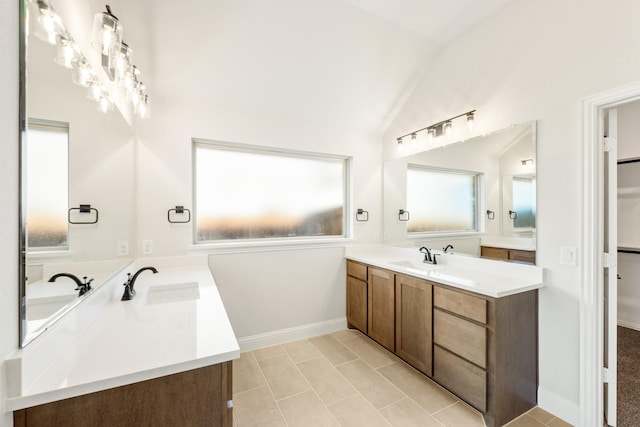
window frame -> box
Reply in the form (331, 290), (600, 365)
(191, 138), (352, 248)
(405, 164), (484, 238)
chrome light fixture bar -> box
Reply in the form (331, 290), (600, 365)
(396, 110), (476, 145)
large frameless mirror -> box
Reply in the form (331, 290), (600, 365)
(19, 0), (137, 346)
(383, 121), (537, 262)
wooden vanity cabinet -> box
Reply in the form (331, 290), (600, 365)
(395, 274), (433, 376)
(346, 261), (538, 427)
(346, 260), (368, 334)
(367, 267), (395, 352)
(14, 362), (233, 427)
(481, 246), (536, 264)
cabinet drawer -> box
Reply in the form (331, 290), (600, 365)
(434, 286), (487, 324)
(434, 346), (487, 412)
(434, 309), (486, 368)
(347, 260), (368, 281)
(480, 246), (508, 260)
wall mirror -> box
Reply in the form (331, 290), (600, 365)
(383, 121), (536, 261)
(19, 0), (136, 346)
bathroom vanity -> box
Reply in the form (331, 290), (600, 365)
(6, 256), (239, 427)
(346, 245), (543, 427)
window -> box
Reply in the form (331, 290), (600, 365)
(406, 165), (480, 234)
(26, 120), (69, 249)
(194, 140), (349, 243)
(512, 177), (536, 229)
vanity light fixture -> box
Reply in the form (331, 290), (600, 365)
(91, 5), (123, 60)
(396, 110), (477, 145)
(30, 1), (150, 117)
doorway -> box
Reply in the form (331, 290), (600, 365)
(581, 84), (640, 427)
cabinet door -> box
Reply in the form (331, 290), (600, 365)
(368, 267), (395, 351)
(395, 274), (433, 376)
(508, 249), (536, 264)
(347, 275), (367, 333)
(480, 246), (509, 261)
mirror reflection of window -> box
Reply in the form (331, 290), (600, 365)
(512, 177), (536, 229)
(26, 120), (69, 249)
(406, 165), (480, 233)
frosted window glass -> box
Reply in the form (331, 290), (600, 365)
(194, 142), (347, 241)
(26, 122), (69, 248)
(407, 166), (478, 233)
(513, 177), (536, 228)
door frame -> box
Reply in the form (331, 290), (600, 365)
(581, 81), (640, 426)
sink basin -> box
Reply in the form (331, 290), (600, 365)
(389, 260), (443, 271)
(27, 294), (77, 320)
(146, 282), (200, 305)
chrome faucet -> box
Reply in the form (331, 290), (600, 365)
(443, 244), (454, 253)
(48, 273), (94, 297)
(419, 246), (439, 265)
(122, 266), (158, 301)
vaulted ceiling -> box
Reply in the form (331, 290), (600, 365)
(148, 0), (513, 134)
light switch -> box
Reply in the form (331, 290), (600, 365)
(560, 246), (577, 266)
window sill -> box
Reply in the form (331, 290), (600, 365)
(406, 231), (485, 240)
(188, 237), (354, 254)
(27, 250), (76, 263)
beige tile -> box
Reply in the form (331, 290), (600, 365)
(297, 357), (358, 405)
(258, 354), (310, 400)
(327, 395), (391, 427)
(341, 335), (398, 368)
(233, 352), (267, 393)
(504, 414), (547, 427)
(378, 362), (457, 414)
(233, 386), (286, 427)
(309, 334), (359, 365)
(433, 402), (485, 427)
(282, 339), (322, 363)
(252, 345), (285, 361)
(548, 417), (574, 427)
(379, 398), (442, 427)
(525, 407), (555, 424)
(277, 390), (339, 427)
(336, 359), (404, 409)
(331, 328), (363, 341)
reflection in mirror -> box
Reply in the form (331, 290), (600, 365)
(20, 0), (135, 346)
(383, 121), (536, 263)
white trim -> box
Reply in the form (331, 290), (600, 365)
(581, 81), (640, 427)
(617, 319), (640, 331)
(236, 318), (348, 352)
(538, 386), (580, 427)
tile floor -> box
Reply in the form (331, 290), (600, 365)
(232, 329), (573, 427)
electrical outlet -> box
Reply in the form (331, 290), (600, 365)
(142, 240), (153, 255)
(117, 240), (129, 256)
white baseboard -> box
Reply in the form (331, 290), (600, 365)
(618, 319), (640, 331)
(237, 317), (348, 352)
(538, 386), (580, 426)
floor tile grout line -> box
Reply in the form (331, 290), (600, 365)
(250, 350), (292, 427)
(280, 341), (345, 426)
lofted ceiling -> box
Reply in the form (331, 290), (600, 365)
(149, 0), (513, 134)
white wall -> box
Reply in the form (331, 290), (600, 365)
(0, 0), (20, 425)
(135, 0), (407, 343)
(382, 0), (640, 421)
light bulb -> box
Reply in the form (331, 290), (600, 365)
(466, 112), (475, 132)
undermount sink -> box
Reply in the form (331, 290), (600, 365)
(146, 282), (201, 305)
(389, 260), (443, 271)
(27, 294), (77, 321)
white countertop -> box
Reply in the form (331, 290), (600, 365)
(6, 256), (240, 411)
(346, 244), (543, 298)
(480, 236), (536, 251)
